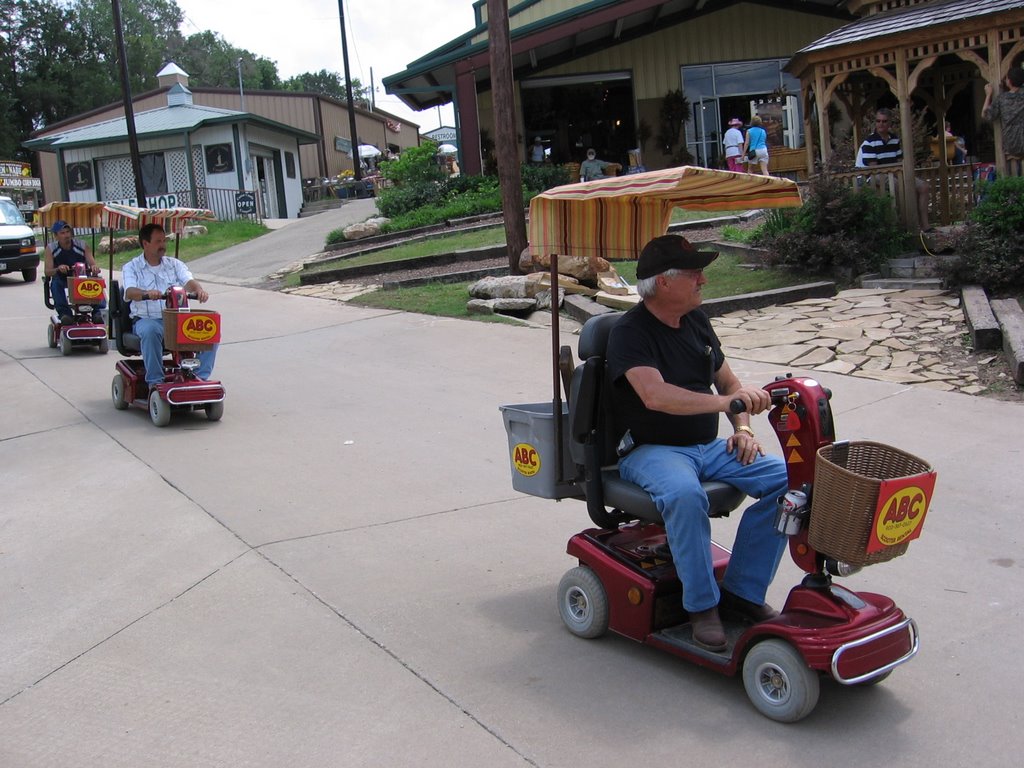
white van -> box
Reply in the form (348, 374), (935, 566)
(0, 195), (39, 282)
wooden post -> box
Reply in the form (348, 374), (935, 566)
(487, 0), (528, 274)
(988, 28), (1007, 178)
(895, 49), (919, 232)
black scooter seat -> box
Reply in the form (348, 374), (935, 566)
(601, 471), (747, 524)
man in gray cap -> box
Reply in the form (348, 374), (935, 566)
(606, 235), (788, 651)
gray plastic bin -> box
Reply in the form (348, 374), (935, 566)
(499, 402), (582, 500)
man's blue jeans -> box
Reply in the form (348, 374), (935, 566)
(133, 317), (217, 386)
(619, 440), (789, 613)
(50, 274), (107, 319)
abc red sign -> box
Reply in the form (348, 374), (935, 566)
(181, 315), (218, 343)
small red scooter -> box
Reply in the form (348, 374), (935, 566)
(44, 262), (108, 355)
(109, 280), (225, 427)
(502, 312), (930, 722)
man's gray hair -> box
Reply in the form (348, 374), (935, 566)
(636, 268), (684, 299)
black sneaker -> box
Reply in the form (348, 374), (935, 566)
(60, 315), (74, 326)
(91, 312), (103, 324)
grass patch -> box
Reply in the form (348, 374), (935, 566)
(348, 280), (517, 323)
(308, 227), (507, 274)
(98, 220), (269, 270)
(669, 208), (748, 223)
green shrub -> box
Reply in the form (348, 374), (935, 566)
(326, 227), (346, 246)
(376, 181), (444, 218)
(519, 163), (570, 193)
(380, 141), (446, 185)
(942, 176), (1024, 292)
(754, 175), (909, 276)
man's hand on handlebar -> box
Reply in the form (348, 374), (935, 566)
(726, 386), (771, 415)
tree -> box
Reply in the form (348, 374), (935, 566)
(283, 69), (370, 107)
(167, 30), (279, 90)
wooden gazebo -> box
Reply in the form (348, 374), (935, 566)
(787, 0), (1024, 230)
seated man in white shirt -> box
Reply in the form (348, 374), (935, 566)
(121, 223), (218, 395)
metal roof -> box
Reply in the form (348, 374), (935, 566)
(797, 0), (1024, 54)
(384, 0), (852, 111)
(24, 104), (320, 151)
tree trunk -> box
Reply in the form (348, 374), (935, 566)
(487, 0), (527, 274)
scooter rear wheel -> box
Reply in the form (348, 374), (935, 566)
(111, 375), (129, 410)
(47, 324), (57, 349)
(59, 332), (73, 356)
(742, 638), (820, 723)
(557, 566), (609, 639)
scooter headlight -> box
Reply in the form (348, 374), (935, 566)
(824, 558), (862, 578)
(180, 358), (201, 372)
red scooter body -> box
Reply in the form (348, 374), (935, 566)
(110, 284), (225, 427)
(560, 376), (918, 722)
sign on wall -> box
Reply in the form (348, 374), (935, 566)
(334, 136), (352, 154)
(204, 144), (234, 174)
(235, 192), (257, 215)
(66, 162), (94, 191)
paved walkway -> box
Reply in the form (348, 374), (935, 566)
(714, 287), (992, 395)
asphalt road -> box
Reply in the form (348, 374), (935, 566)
(2, 254), (1023, 766)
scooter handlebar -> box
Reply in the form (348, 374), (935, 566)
(729, 389), (790, 414)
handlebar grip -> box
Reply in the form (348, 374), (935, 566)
(729, 398), (747, 414)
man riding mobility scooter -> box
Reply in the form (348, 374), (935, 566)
(106, 208), (224, 427)
(500, 167), (935, 722)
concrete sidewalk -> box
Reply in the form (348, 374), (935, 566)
(1, 273), (1023, 766)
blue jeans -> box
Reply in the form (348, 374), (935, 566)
(133, 317), (218, 386)
(619, 440), (789, 613)
(50, 275), (107, 319)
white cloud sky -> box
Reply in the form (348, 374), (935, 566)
(175, 0), (472, 131)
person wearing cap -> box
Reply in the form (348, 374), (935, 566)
(122, 223), (217, 396)
(605, 235), (788, 651)
(579, 148), (612, 181)
(529, 136), (546, 165)
(722, 118), (745, 173)
(44, 220), (104, 325)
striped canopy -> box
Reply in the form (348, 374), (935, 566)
(528, 166), (802, 260)
(35, 202), (108, 230)
(101, 204), (216, 233)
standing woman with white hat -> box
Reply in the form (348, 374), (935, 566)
(722, 118), (745, 173)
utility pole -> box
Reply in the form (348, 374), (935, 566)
(237, 58), (246, 111)
(337, 0), (362, 180)
(111, 0), (147, 206)
(486, 0), (527, 274)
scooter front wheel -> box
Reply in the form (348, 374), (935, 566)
(557, 566), (609, 639)
(149, 391), (171, 427)
(742, 639), (820, 723)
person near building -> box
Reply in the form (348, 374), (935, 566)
(862, 107), (931, 231)
(121, 223), (217, 395)
(982, 65), (1024, 160)
(722, 118), (745, 172)
(44, 220), (104, 325)
(605, 235), (789, 651)
(529, 136), (546, 165)
(579, 148), (613, 181)
(741, 115), (769, 175)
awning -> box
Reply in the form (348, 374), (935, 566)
(101, 204), (216, 233)
(36, 202), (108, 230)
(528, 166), (802, 260)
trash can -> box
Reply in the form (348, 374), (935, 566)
(499, 402), (582, 500)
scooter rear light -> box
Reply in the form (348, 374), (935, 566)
(824, 558), (862, 578)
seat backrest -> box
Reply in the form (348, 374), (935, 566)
(569, 313), (624, 467)
(109, 279), (141, 355)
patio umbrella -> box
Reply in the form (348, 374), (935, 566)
(36, 201), (107, 231)
(357, 144), (382, 159)
(100, 204), (216, 263)
(437, 143), (458, 154)
(528, 166), (802, 261)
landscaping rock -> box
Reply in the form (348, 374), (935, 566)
(344, 221), (381, 240)
(466, 297), (536, 315)
(468, 275), (530, 299)
(524, 252), (610, 283)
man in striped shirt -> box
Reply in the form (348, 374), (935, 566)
(862, 107), (931, 231)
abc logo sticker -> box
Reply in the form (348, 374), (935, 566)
(78, 280), (103, 299)
(875, 485), (928, 547)
(512, 442), (540, 477)
(182, 315), (218, 342)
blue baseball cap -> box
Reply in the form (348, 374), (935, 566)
(51, 220), (71, 235)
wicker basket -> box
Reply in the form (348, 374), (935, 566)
(809, 441), (933, 566)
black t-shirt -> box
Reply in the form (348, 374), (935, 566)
(606, 302), (725, 446)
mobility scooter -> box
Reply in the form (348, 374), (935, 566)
(109, 280), (225, 427)
(500, 169), (935, 722)
(43, 262), (109, 355)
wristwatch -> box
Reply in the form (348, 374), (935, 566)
(734, 425), (755, 438)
